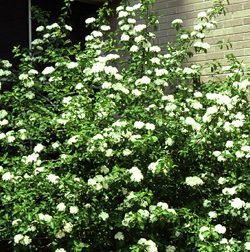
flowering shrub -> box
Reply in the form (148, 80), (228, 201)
(0, 0), (249, 251)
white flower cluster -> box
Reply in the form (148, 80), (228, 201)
(138, 238), (158, 252)
(134, 121), (155, 130)
(185, 176), (204, 187)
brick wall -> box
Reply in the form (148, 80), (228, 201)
(154, 0), (250, 68)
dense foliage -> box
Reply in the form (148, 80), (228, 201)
(0, 0), (249, 251)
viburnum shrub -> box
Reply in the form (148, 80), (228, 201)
(0, 0), (249, 251)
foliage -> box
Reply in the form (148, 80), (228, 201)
(0, 0), (249, 251)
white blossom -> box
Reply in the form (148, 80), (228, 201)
(134, 24), (147, 32)
(145, 123), (155, 130)
(2, 172), (14, 181)
(214, 224), (226, 234)
(230, 198), (246, 209)
(69, 206), (79, 214)
(47, 174), (59, 184)
(129, 167), (143, 182)
(66, 62), (78, 69)
(172, 19), (183, 25)
(56, 203), (66, 212)
(185, 176), (204, 187)
(100, 25), (111, 31)
(245, 242), (250, 250)
(134, 121), (144, 129)
(114, 232), (124, 240)
(85, 17), (96, 24)
(55, 248), (66, 252)
(130, 45), (139, 52)
(65, 25), (72, 31)
(135, 76), (151, 85)
(99, 211), (109, 221)
(34, 144), (44, 153)
(208, 211), (217, 219)
(42, 66), (55, 75)
(14, 234), (24, 244)
(63, 222), (73, 233)
(121, 33), (130, 41)
(23, 235), (32, 245)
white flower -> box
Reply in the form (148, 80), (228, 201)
(38, 213), (52, 222)
(14, 234), (24, 244)
(69, 206), (79, 214)
(128, 18), (136, 24)
(7, 135), (15, 143)
(105, 149), (113, 157)
(102, 81), (112, 89)
(194, 41), (210, 50)
(25, 153), (39, 164)
(235, 150), (245, 158)
(34, 144), (44, 153)
(130, 45), (139, 52)
(218, 177), (227, 185)
(138, 238), (158, 252)
(214, 224), (226, 234)
(222, 187), (236, 195)
(166, 245), (176, 252)
(149, 46), (161, 52)
(63, 222), (73, 233)
(194, 24), (203, 31)
(114, 232), (124, 240)
(28, 69), (38, 75)
(135, 35), (145, 43)
(185, 176), (204, 187)
(132, 3), (142, 10)
(121, 33), (130, 41)
(36, 26), (44, 32)
(172, 19), (183, 25)
(47, 174), (59, 184)
(12, 219), (22, 226)
(55, 248), (67, 252)
(208, 211), (217, 219)
(135, 76), (151, 85)
(157, 202), (169, 210)
(68, 135), (79, 145)
(230, 198), (245, 209)
(65, 24), (72, 31)
(92, 30), (103, 38)
(180, 34), (189, 40)
(42, 66), (55, 75)
(100, 25), (110, 31)
(241, 145), (250, 152)
(56, 203), (66, 212)
(134, 24), (147, 32)
(198, 11), (207, 18)
(85, 17), (96, 24)
(134, 121), (144, 129)
(123, 149), (132, 156)
(23, 235), (32, 245)
(75, 83), (83, 90)
(99, 211), (109, 221)
(66, 62), (78, 69)
(55, 230), (66, 239)
(46, 23), (60, 30)
(2, 172), (14, 181)
(118, 11), (129, 18)
(129, 167), (143, 182)
(245, 242), (250, 250)
(85, 35), (94, 41)
(132, 89), (142, 96)
(145, 123), (155, 130)
(52, 142), (60, 149)
(225, 141), (234, 148)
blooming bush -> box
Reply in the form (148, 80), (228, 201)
(0, 0), (249, 251)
